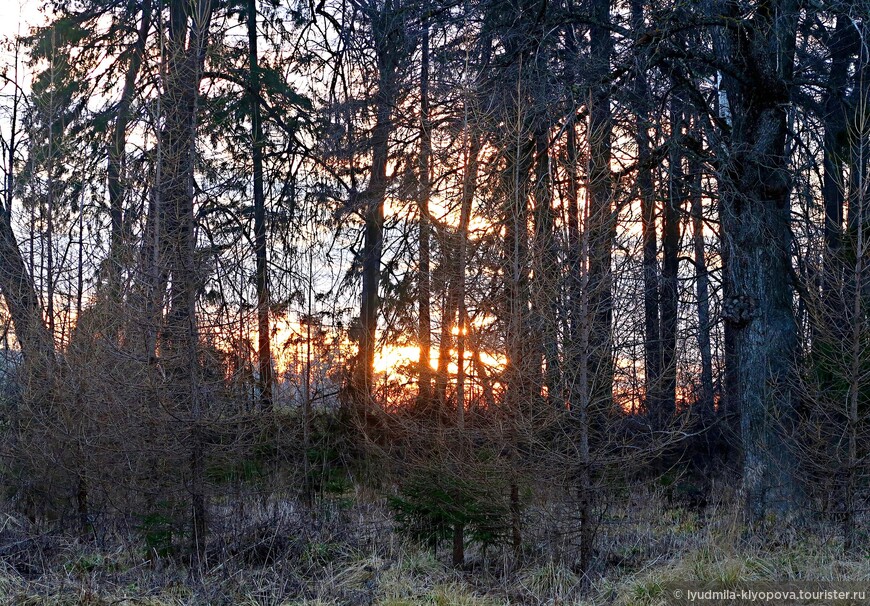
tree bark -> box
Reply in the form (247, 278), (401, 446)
(0, 54), (51, 366)
(503, 91), (533, 562)
(842, 16), (870, 551)
(156, 0), (213, 561)
(714, 0), (801, 520)
(434, 271), (456, 415)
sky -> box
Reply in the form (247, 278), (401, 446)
(0, 1), (43, 97)
(0, 1), (41, 49)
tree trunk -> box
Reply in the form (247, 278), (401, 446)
(417, 23), (432, 410)
(566, 118), (581, 394)
(564, 2), (597, 577)
(0, 207), (52, 364)
(106, 0), (151, 296)
(472, 332), (496, 410)
(577, 199), (593, 578)
(503, 90), (533, 562)
(434, 272), (456, 416)
(247, 0), (273, 410)
(842, 17), (870, 551)
(0, 57), (51, 367)
(587, 0), (614, 415)
(689, 120), (714, 417)
(452, 522), (465, 567)
(455, 120), (481, 428)
(352, 1), (399, 409)
(631, 0), (661, 419)
(504, 137), (533, 414)
(660, 95), (682, 420)
(714, 0), (800, 520)
(532, 128), (561, 405)
(0, 48), (52, 366)
(157, 0), (213, 561)
(821, 15), (857, 301)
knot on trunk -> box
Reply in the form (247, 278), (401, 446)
(723, 294), (758, 327)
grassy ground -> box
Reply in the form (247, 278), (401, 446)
(0, 486), (866, 605)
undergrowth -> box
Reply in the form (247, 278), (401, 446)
(0, 486), (866, 605)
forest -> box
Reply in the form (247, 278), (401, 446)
(0, 0), (868, 603)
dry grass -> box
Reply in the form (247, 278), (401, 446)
(0, 486), (867, 606)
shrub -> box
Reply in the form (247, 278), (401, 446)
(389, 463), (512, 555)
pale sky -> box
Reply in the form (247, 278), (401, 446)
(0, 1), (44, 57)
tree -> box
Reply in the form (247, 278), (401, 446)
(246, 0), (274, 410)
(712, 0), (801, 519)
(350, 0), (409, 410)
(417, 19), (433, 410)
(105, 0), (152, 299)
(586, 0), (614, 418)
(143, 0), (214, 559)
(631, 0), (662, 419)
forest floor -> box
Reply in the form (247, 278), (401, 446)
(0, 485), (866, 605)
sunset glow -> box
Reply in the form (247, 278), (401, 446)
(373, 345), (433, 374)
(249, 315), (507, 390)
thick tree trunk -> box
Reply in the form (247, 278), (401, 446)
(714, 0), (800, 520)
(452, 522), (465, 567)
(0, 65), (50, 363)
(0, 60), (51, 363)
(155, 0), (213, 561)
(353, 102), (389, 407)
